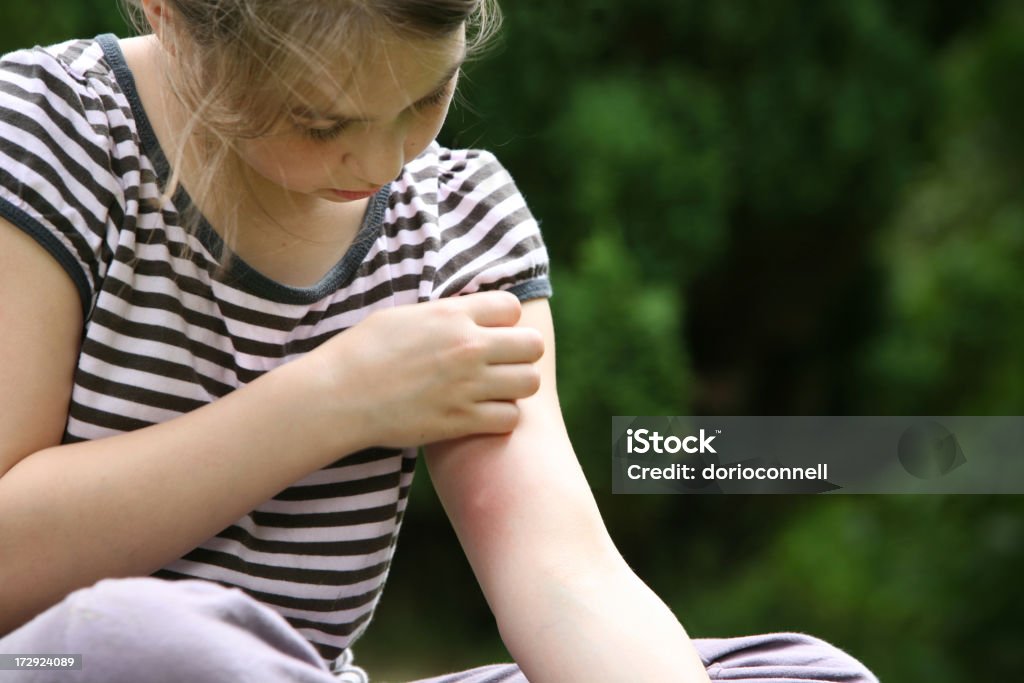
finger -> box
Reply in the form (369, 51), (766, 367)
(455, 290), (522, 328)
(473, 363), (542, 402)
(466, 400), (521, 435)
(479, 326), (544, 364)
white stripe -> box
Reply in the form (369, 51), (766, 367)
(241, 520), (401, 544)
(163, 558), (389, 600)
(289, 455), (405, 487)
(195, 535), (396, 571)
(256, 488), (405, 515)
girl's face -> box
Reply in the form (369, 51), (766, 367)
(234, 27), (466, 205)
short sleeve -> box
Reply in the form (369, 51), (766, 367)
(429, 147), (551, 301)
(0, 40), (122, 318)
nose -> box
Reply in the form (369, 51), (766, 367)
(343, 125), (406, 187)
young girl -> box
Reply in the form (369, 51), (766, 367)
(0, 1), (877, 681)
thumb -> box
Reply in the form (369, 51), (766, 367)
(454, 290), (523, 328)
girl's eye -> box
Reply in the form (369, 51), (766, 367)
(414, 79), (457, 111)
(415, 86), (452, 110)
(294, 77), (456, 142)
(301, 120), (350, 142)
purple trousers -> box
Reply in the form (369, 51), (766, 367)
(0, 578), (878, 682)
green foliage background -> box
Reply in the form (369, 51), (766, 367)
(5, 1), (1023, 680)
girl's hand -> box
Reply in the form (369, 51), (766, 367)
(299, 290), (545, 449)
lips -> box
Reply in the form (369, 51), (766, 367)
(330, 188), (380, 201)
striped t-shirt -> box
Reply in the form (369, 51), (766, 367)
(0, 34), (551, 664)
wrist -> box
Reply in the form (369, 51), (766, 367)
(276, 350), (377, 461)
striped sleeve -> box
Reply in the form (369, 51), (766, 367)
(0, 43), (121, 318)
(431, 148), (551, 301)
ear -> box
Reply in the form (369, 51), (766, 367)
(140, 0), (177, 54)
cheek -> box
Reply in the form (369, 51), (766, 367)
(238, 140), (322, 185)
(405, 107), (451, 158)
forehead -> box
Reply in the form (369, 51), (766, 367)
(295, 27), (467, 116)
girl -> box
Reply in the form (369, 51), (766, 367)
(0, 1), (877, 681)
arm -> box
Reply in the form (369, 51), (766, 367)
(425, 299), (711, 683)
(0, 216), (541, 634)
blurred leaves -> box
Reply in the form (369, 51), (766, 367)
(867, 0), (1024, 413)
(0, 1), (129, 48)
(550, 69), (729, 282)
(551, 230), (690, 489)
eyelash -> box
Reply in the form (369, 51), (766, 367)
(303, 121), (350, 142)
(417, 84), (454, 109)
(299, 82), (454, 143)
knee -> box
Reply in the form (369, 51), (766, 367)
(61, 577), (325, 683)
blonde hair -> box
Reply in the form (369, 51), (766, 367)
(118, 0), (501, 275)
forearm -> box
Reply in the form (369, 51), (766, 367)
(496, 554), (710, 683)
(0, 357), (360, 635)
(428, 420), (709, 682)
(435, 444), (710, 682)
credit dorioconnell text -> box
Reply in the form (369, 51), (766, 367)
(627, 463), (830, 481)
